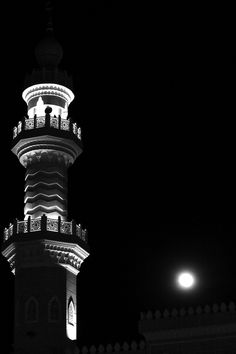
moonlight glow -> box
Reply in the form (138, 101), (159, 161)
(177, 271), (195, 289)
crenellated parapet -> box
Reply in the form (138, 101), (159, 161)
(140, 301), (236, 324)
(24, 69), (73, 94)
(64, 339), (146, 354)
(139, 301), (236, 349)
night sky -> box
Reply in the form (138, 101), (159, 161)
(1, 0), (236, 351)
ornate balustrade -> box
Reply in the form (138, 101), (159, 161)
(3, 215), (87, 243)
(13, 114), (81, 140)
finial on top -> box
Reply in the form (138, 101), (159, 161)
(45, 1), (54, 33)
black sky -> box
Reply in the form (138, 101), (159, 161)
(1, 0), (236, 351)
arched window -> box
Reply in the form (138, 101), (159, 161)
(67, 297), (76, 340)
(48, 296), (60, 322)
(25, 297), (39, 323)
(68, 298), (75, 326)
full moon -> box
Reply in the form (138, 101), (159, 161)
(177, 271), (195, 289)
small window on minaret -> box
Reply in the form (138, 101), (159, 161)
(48, 297), (60, 322)
(25, 297), (39, 323)
(68, 298), (75, 326)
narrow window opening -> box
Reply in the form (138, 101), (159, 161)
(25, 297), (39, 323)
(67, 297), (76, 340)
(48, 296), (60, 322)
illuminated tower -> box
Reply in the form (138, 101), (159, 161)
(1, 18), (89, 354)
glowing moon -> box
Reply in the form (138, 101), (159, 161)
(177, 272), (195, 289)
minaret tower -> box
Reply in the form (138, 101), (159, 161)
(2, 9), (89, 354)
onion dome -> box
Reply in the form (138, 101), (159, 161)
(35, 32), (63, 68)
(34, 2), (63, 68)
(23, 2), (73, 99)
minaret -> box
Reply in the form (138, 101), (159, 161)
(2, 11), (89, 354)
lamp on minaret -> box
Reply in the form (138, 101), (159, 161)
(2, 10), (89, 354)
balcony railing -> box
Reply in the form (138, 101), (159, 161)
(13, 115), (81, 140)
(3, 215), (87, 243)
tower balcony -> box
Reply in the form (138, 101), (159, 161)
(3, 215), (88, 244)
(13, 113), (82, 143)
(12, 110), (83, 168)
(2, 215), (89, 275)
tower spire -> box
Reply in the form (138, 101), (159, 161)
(45, 0), (54, 33)
(24, 1), (73, 92)
(34, 1), (63, 69)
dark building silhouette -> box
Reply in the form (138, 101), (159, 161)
(2, 8), (236, 354)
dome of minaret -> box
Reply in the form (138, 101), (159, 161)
(23, 13), (74, 119)
(35, 31), (63, 68)
(23, 4), (73, 91)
